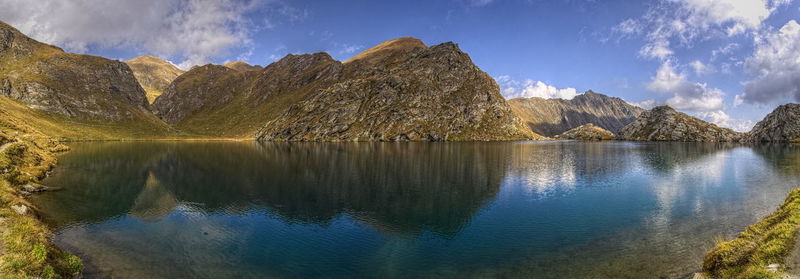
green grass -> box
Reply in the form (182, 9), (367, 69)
(703, 188), (800, 279)
(0, 96), (197, 141)
(0, 120), (82, 278)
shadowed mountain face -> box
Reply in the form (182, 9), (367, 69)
(152, 37), (538, 140)
(125, 55), (185, 104)
(621, 106), (742, 142)
(747, 103), (800, 142)
(508, 91), (644, 137)
(0, 21), (152, 121)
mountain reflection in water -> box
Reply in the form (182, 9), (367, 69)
(32, 141), (800, 278)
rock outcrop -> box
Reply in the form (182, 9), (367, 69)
(0, 22), (158, 120)
(154, 37), (540, 140)
(508, 91), (644, 137)
(556, 123), (615, 141)
(153, 53), (343, 137)
(224, 61), (262, 72)
(256, 38), (541, 141)
(125, 55), (185, 103)
(620, 106), (742, 142)
(0, 21), (151, 120)
(746, 104), (800, 142)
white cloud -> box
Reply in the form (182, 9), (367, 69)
(629, 99), (657, 109)
(647, 62), (726, 112)
(614, 19), (643, 36)
(0, 0), (282, 69)
(739, 20), (800, 104)
(622, 0), (792, 61)
(690, 60), (714, 75)
(696, 110), (755, 132)
(711, 42), (739, 61)
(497, 76), (579, 100)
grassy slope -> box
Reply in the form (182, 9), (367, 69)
(703, 188), (800, 279)
(174, 88), (314, 138)
(0, 108), (82, 278)
(0, 97), (189, 140)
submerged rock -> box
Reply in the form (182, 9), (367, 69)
(620, 106), (742, 142)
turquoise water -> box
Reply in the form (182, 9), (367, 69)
(33, 141), (800, 278)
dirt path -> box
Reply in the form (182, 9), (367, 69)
(0, 140), (17, 154)
(783, 233), (800, 278)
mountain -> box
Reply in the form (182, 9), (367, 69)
(747, 103), (800, 142)
(507, 91), (644, 137)
(155, 37), (540, 140)
(125, 55), (184, 103)
(224, 61), (262, 72)
(620, 106), (742, 142)
(0, 21), (157, 122)
(257, 37), (540, 141)
(153, 53), (342, 137)
(555, 123), (615, 141)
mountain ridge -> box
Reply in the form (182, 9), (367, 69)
(621, 105), (742, 142)
(126, 55), (185, 103)
(508, 90), (645, 137)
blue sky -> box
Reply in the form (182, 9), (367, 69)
(1, 0), (799, 131)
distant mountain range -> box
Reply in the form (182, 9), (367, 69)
(1, 20), (798, 142)
(508, 90), (644, 137)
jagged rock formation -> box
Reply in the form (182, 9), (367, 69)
(256, 37), (540, 141)
(0, 21), (153, 121)
(224, 61), (262, 72)
(155, 37), (540, 140)
(153, 53), (343, 137)
(125, 55), (184, 103)
(747, 103), (800, 142)
(620, 106), (742, 142)
(556, 123), (615, 141)
(508, 91), (644, 137)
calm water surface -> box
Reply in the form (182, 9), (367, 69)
(33, 141), (800, 278)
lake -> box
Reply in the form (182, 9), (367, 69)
(32, 141), (800, 278)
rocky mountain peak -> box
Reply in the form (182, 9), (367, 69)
(344, 37), (427, 64)
(747, 103), (800, 142)
(125, 55), (184, 103)
(508, 90), (644, 137)
(257, 39), (539, 141)
(0, 20), (151, 120)
(621, 105), (742, 142)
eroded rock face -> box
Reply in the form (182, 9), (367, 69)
(620, 106), (742, 142)
(153, 65), (245, 124)
(556, 123), (615, 141)
(0, 21), (150, 120)
(256, 39), (540, 141)
(508, 91), (644, 137)
(125, 55), (185, 103)
(747, 103), (800, 142)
